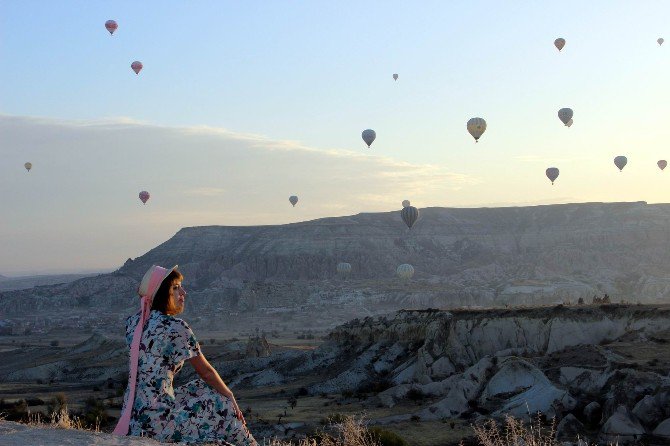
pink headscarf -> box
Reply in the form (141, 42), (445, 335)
(113, 265), (176, 436)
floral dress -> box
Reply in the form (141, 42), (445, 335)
(122, 310), (258, 445)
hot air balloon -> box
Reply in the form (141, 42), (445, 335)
(554, 38), (566, 51)
(402, 200), (410, 208)
(105, 20), (118, 35)
(467, 117), (487, 142)
(393, 73), (398, 81)
(362, 129), (376, 148)
(289, 195), (298, 207)
(337, 262), (352, 276)
(397, 264), (414, 280)
(658, 38), (665, 46)
(546, 167), (559, 185)
(401, 206), (419, 229)
(614, 156), (627, 172)
(139, 191), (150, 204)
(658, 160), (667, 171)
(131, 61), (143, 75)
(558, 108), (573, 126)
(566, 118), (573, 127)
(24, 162), (32, 172)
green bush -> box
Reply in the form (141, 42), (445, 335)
(368, 427), (409, 446)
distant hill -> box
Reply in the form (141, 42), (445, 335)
(2, 201), (670, 320)
(0, 273), (101, 292)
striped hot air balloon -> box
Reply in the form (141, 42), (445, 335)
(396, 264), (414, 280)
(401, 206), (419, 229)
(467, 117), (487, 142)
(546, 167), (559, 185)
(614, 156), (627, 172)
(105, 20), (118, 35)
(554, 38), (566, 51)
(362, 129), (376, 148)
(139, 190), (150, 204)
(337, 262), (352, 276)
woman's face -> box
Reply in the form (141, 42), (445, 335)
(168, 280), (186, 315)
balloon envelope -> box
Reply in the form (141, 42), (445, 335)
(139, 191), (150, 204)
(393, 73), (398, 81)
(558, 108), (573, 125)
(402, 200), (410, 208)
(554, 38), (566, 51)
(337, 262), (352, 275)
(614, 156), (628, 171)
(658, 38), (664, 46)
(289, 195), (298, 207)
(24, 162), (32, 172)
(546, 167), (559, 185)
(105, 20), (118, 35)
(658, 160), (667, 171)
(397, 264), (414, 280)
(467, 117), (486, 142)
(401, 206), (419, 229)
(362, 129), (376, 148)
(131, 61), (143, 75)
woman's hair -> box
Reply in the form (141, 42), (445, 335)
(151, 269), (184, 315)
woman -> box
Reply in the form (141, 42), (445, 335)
(113, 265), (258, 445)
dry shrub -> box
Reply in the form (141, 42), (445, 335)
(471, 415), (617, 446)
(265, 415), (380, 446)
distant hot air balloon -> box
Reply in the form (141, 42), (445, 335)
(558, 108), (573, 126)
(397, 264), (414, 280)
(614, 156), (628, 172)
(467, 117), (487, 142)
(658, 38), (665, 46)
(131, 61), (143, 75)
(105, 20), (118, 35)
(658, 160), (667, 171)
(546, 167), (559, 185)
(402, 200), (410, 208)
(139, 190), (150, 204)
(362, 129), (376, 148)
(554, 38), (566, 51)
(24, 162), (32, 172)
(393, 73), (398, 81)
(289, 195), (298, 207)
(401, 206), (419, 229)
(337, 262), (352, 276)
(566, 118), (573, 127)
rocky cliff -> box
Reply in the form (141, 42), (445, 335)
(3, 202), (670, 324)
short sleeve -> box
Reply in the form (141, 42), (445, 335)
(172, 319), (201, 363)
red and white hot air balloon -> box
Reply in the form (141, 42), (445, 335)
(131, 61), (143, 75)
(105, 20), (118, 35)
(139, 191), (150, 204)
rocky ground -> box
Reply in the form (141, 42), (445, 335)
(2, 304), (670, 445)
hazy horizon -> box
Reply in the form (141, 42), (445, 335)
(2, 1), (669, 274)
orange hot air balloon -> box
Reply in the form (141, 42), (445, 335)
(139, 191), (150, 204)
(131, 61), (143, 75)
(105, 20), (118, 35)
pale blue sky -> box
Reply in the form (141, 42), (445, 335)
(1, 1), (669, 274)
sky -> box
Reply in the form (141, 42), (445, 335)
(1, 1), (670, 275)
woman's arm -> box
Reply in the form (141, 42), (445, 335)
(188, 353), (245, 423)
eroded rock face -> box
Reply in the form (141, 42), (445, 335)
(600, 406), (646, 444)
(556, 413), (585, 441)
(4, 202), (670, 322)
(653, 418), (670, 439)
